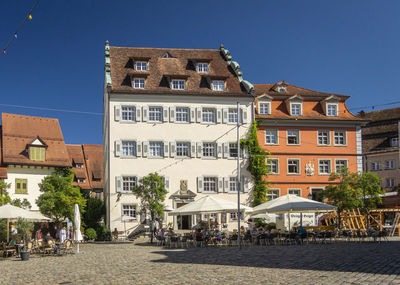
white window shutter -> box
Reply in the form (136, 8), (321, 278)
(163, 141), (169, 157)
(222, 108), (228, 123)
(196, 142), (203, 158)
(197, 176), (203, 193)
(136, 107), (142, 122)
(163, 107), (169, 122)
(114, 105), (121, 122)
(170, 142), (176, 157)
(170, 107), (175, 123)
(216, 108), (222, 123)
(114, 140), (121, 157)
(196, 107), (202, 123)
(115, 176), (122, 193)
(218, 177), (223, 193)
(142, 141), (149, 157)
(136, 140), (142, 157)
(241, 108), (248, 124)
(242, 176), (249, 193)
(223, 142), (229, 158)
(142, 106), (148, 122)
(190, 142), (196, 158)
(217, 142), (222, 158)
(223, 177), (229, 193)
(190, 107), (196, 123)
(164, 176), (170, 192)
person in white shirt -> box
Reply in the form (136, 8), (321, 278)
(59, 227), (67, 243)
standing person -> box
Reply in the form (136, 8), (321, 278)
(35, 229), (43, 240)
(60, 227), (67, 243)
(153, 219), (159, 235)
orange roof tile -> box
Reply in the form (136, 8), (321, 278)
(83, 144), (103, 190)
(66, 145), (91, 190)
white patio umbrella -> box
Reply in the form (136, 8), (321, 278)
(0, 204), (50, 242)
(250, 213), (277, 223)
(168, 195), (252, 216)
(73, 204), (83, 253)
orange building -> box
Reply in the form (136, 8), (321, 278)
(254, 81), (366, 200)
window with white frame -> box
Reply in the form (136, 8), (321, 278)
(287, 130), (299, 145)
(203, 177), (217, 192)
(230, 212), (238, 221)
(149, 107), (163, 122)
(229, 143), (238, 158)
(327, 104), (338, 116)
(318, 130), (330, 145)
(267, 159), (279, 174)
(77, 178), (85, 183)
(134, 61), (148, 71)
(229, 177), (237, 192)
(291, 103), (302, 116)
(288, 189), (301, 196)
(391, 137), (399, 147)
(122, 176), (137, 192)
(385, 160), (394, 169)
(176, 142), (190, 157)
(386, 178), (395, 188)
(122, 204), (137, 218)
(319, 160), (331, 175)
(288, 159), (300, 174)
(171, 79), (186, 90)
(371, 162), (380, 171)
(121, 106), (136, 121)
(175, 107), (190, 123)
(202, 142), (216, 157)
(149, 142), (163, 157)
(212, 80), (225, 91)
(122, 141), (136, 157)
(267, 189), (280, 200)
(197, 63), (209, 73)
(202, 108), (216, 123)
(259, 103), (270, 115)
(335, 160), (347, 173)
(228, 108), (238, 123)
(265, 130), (278, 145)
(133, 78), (145, 89)
(75, 163), (84, 168)
(334, 131), (346, 145)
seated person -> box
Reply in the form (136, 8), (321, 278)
(194, 229), (203, 241)
(157, 229), (166, 241)
(45, 232), (54, 243)
(297, 226), (307, 238)
(212, 230), (222, 245)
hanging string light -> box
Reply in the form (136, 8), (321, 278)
(1, 0), (40, 56)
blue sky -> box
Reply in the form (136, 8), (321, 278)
(1, 0), (399, 145)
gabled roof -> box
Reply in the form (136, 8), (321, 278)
(1, 113), (70, 167)
(66, 145), (91, 190)
(0, 126), (7, 179)
(106, 44), (253, 97)
(82, 144), (103, 190)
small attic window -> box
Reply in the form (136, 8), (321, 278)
(197, 63), (209, 73)
(134, 61), (148, 71)
(161, 52), (174, 58)
(30, 146), (45, 161)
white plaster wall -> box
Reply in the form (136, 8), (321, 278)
(107, 94), (254, 232)
(5, 166), (54, 211)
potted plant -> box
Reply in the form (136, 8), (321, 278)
(15, 218), (34, 261)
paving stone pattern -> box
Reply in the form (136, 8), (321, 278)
(1, 239), (400, 285)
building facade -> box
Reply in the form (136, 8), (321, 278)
(254, 81), (365, 200)
(103, 43), (255, 232)
(360, 107), (400, 207)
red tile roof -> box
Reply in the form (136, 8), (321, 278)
(82, 144), (103, 190)
(0, 126), (7, 179)
(1, 113), (70, 167)
(66, 145), (91, 190)
(108, 46), (251, 97)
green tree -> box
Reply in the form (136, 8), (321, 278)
(0, 180), (11, 206)
(130, 173), (167, 243)
(15, 218), (34, 242)
(36, 168), (86, 227)
(320, 168), (361, 229)
(241, 121), (270, 206)
(82, 197), (105, 230)
(11, 198), (32, 210)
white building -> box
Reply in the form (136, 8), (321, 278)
(103, 43), (255, 231)
(0, 113), (71, 211)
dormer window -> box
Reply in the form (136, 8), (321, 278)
(259, 102), (271, 115)
(327, 104), (338, 117)
(133, 78), (145, 89)
(197, 63), (209, 73)
(273, 81), (288, 93)
(278, 86), (287, 93)
(171, 79), (186, 90)
(30, 146), (45, 161)
(77, 178), (86, 183)
(75, 163), (84, 168)
(134, 61), (148, 71)
(212, 80), (225, 91)
(291, 103), (302, 116)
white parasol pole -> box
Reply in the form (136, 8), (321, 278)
(6, 218), (9, 242)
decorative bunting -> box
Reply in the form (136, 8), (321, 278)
(1, 0), (40, 56)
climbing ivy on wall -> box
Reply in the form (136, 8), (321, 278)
(241, 121), (270, 207)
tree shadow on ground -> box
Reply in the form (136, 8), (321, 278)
(149, 241), (400, 275)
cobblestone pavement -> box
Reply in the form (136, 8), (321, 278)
(1, 239), (400, 285)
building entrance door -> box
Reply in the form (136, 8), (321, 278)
(176, 203), (191, 230)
